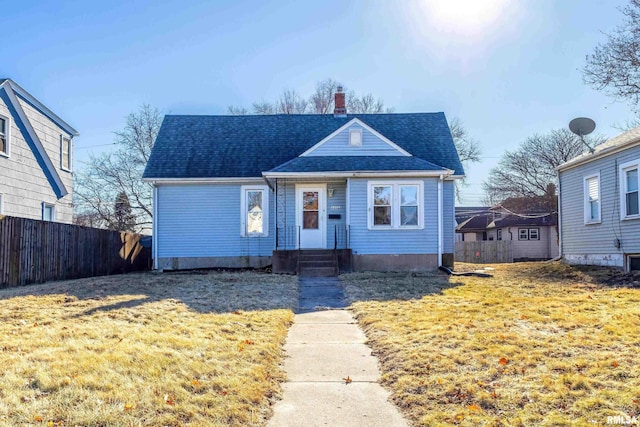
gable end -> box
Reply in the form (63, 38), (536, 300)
(300, 118), (412, 157)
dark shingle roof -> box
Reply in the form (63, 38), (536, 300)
(489, 214), (556, 228)
(456, 215), (493, 232)
(267, 156), (449, 173)
(143, 113), (464, 179)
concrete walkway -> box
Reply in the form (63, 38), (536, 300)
(268, 277), (408, 427)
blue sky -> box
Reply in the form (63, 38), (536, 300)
(3, 0), (636, 206)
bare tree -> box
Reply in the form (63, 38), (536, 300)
(449, 118), (483, 201)
(483, 129), (605, 205)
(74, 104), (162, 231)
(276, 89), (308, 114)
(232, 79), (395, 115)
(310, 78), (342, 113)
(252, 100), (275, 115)
(227, 105), (248, 115)
(347, 92), (387, 113)
(584, 0), (640, 108)
(73, 211), (105, 228)
(449, 117), (481, 164)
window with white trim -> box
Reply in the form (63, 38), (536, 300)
(61, 135), (72, 171)
(349, 128), (362, 147)
(0, 115), (9, 156)
(518, 228), (540, 240)
(620, 160), (639, 219)
(240, 185), (269, 237)
(42, 203), (55, 222)
(368, 181), (423, 229)
(584, 174), (601, 224)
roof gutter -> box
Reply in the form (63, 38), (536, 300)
(142, 177), (267, 184)
(262, 170), (455, 179)
(556, 138), (640, 172)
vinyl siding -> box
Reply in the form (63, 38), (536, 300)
(0, 94), (74, 223)
(560, 145), (640, 259)
(348, 178), (439, 255)
(442, 181), (455, 253)
(156, 183), (275, 258)
(305, 123), (406, 157)
(276, 179), (347, 249)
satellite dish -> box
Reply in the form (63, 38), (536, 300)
(569, 117), (596, 137)
(569, 117), (596, 153)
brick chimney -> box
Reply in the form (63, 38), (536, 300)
(334, 86), (346, 117)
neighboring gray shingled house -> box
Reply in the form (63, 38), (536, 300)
(557, 126), (640, 272)
(143, 91), (464, 273)
(0, 79), (78, 223)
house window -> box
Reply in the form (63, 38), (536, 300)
(400, 185), (419, 226)
(629, 255), (640, 272)
(61, 136), (72, 171)
(349, 128), (362, 147)
(620, 160), (639, 219)
(42, 203), (55, 222)
(0, 115), (9, 157)
(584, 174), (601, 224)
(518, 228), (540, 240)
(368, 181), (423, 229)
(497, 229), (502, 241)
(373, 185), (392, 226)
(240, 185), (269, 237)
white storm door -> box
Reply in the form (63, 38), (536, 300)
(296, 185), (326, 249)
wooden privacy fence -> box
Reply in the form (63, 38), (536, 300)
(0, 215), (151, 288)
(455, 241), (513, 264)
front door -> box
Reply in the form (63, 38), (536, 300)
(297, 185), (326, 249)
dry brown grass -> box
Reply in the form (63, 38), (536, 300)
(342, 262), (640, 426)
(0, 271), (296, 427)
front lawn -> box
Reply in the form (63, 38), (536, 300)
(342, 263), (640, 426)
(0, 271), (296, 427)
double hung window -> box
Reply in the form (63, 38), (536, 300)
(584, 174), (601, 224)
(620, 160), (640, 219)
(368, 181), (423, 229)
(0, 115), (8, 156)
(518, 228), (539, 240)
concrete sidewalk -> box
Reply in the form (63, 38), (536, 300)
(268, 278), (408, 427)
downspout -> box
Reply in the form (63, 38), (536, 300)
(557, 176), (562, 260)
(152, 184), (158, 270)
(438, 175), (443, 267)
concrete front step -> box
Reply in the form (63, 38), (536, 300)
(299, 255), (336, 262)
(298, 250), (338, 277)
(299, 260), (336, 267)
(299, 267), (338, 277)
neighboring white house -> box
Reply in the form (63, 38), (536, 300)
(557, 126), (640, 272)
(0, 79), (78, 223)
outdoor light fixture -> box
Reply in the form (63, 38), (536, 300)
(328, 187), (334, 197)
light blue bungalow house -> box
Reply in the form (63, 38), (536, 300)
(557, 126), (640, 272)
(142, 92), (464, 274)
